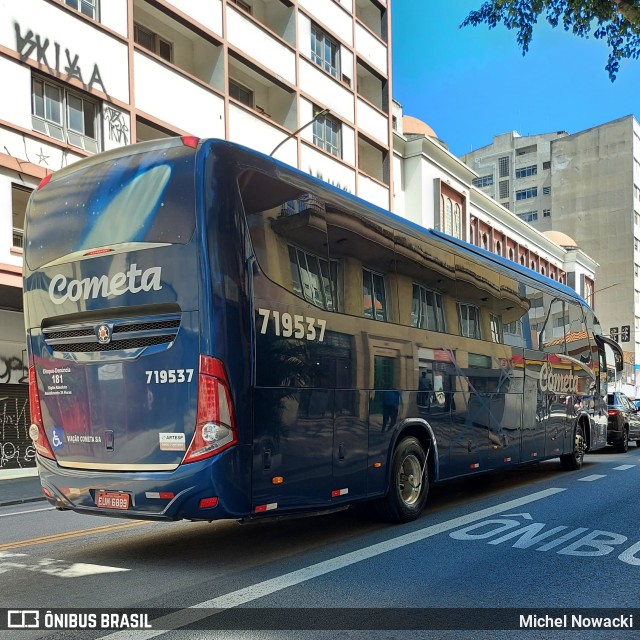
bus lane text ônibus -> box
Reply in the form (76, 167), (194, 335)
(449, 514), (640, 566)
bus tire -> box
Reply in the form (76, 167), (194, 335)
(376, 436), (428, 523)
(560, 423), (585, 471)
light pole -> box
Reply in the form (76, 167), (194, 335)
(269, 108), (330, 157)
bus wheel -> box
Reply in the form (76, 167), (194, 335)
(560, 423), (585, 471)
(377, 436), (428, 523)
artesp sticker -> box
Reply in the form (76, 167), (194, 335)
(159, 433), (186, 451)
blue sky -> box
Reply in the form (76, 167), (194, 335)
(391, 2), (640, 157)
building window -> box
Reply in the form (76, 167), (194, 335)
(134, 23), (173, 62)
(11, 184), (33, 249)
(495, 241), (502, 256)
(515, 165), (537, 179)
(543, 186), (551, 195)
(472, 175), (493, 188)
(313, 107), (342, 157)
(288, 246), (337, 311)
(516, 187), (538, 201)
(363, 268), (387, 321)
(543, 209), (551, 218)
(517, 210), (538, 223)
(499, 180), (509, 199)
(498, 156), (509, 178)
(311, 24), (340, 79)
(411, 284), (446, 332)
(543, 160), (551, 170)
(490, 314), (503, 343)
(458, 303), (481, 339)
(32, 77), (99, 152)
(229, 79), (254, 107)
(64, 0), (98, 19)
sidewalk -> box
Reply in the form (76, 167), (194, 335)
(0, 467), (46, 507)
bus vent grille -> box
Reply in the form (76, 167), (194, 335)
(43, 314), (181, 354)
(56, 335), (176, 353)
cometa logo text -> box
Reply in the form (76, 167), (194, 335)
(48, 264), (162, 305)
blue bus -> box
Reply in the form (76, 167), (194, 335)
(23, 137), (622, 523)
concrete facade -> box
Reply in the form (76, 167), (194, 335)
(461, 115), (640, 393)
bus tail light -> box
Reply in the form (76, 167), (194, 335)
(28, 367), (56, 460)
(181, 136), (200, 149)
(183, 355), (237, 464)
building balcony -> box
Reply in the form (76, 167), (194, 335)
(227, 4), (296, 85)
(163, 0), (223, 36)
(299, 0), (354, 46)
(299, 59), (355, 124)
(133, 51), (225, 138)
(355, 22), (387, 76)
(133, 0), (224, 90)
(357, 97), (388, 146)
(228, 103), (296, 165)
(355, 0), (387, 42)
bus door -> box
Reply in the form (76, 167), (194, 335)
(521, 349), (549, 461)
(486, 354), (523, 470)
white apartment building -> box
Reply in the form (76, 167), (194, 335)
(0, 0), (391, 373)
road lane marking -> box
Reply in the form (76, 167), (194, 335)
(0, 551), (130, 577)
(99, 487), (565, 639)
(0, 520), (149, 551)
(613, 465), (636, 471)
(578, 474), (606, 482)
(0, 507), (55, 518)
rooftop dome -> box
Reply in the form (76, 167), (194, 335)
(544, 230), (577, 248)
(402, 115), (438, 139)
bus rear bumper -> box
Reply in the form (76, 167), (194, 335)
(35, 447), (251, 521)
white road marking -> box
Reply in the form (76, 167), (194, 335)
(0, 507), (54, 518)
(613, 465), (636, 471)
(99, 487), (565, 639)
(0, 551), (129, 577)
(578, 474), (606, 482)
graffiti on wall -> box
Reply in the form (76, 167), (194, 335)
(0, 391), (34, 469)
(0, 356), (27, 385)
(104, 106), (129, 145)
(14, 21), (107, 94)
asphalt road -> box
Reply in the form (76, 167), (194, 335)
(2, 447), (640, 640)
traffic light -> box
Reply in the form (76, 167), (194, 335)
(621, 325), (630, 342)
(610, 327), (619, 342)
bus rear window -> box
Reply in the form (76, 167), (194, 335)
(25, 145), (196, 269)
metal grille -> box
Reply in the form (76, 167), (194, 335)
(58, 335), (176, 352)
(43, 312), (181, 354)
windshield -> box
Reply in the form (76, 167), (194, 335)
(25, 144), (196, 270)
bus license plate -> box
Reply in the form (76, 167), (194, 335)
(96, 491), (130, 510)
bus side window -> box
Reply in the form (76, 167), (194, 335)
(326, 205), (397, 321)
(239, 170), (333, 309)
(567, 302), (591, 364)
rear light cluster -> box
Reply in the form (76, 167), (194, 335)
(608, 409), (622, 417)
(183, 355), (237, 464)
(28, 366), (56, 460)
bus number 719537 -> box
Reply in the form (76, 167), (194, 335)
(258, 308), (326, 342)
(145, 369), (194, 384)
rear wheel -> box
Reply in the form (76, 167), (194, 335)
(376, 436), (428, 523)
(560, 423), (585, 471)
(615, 427), (629, 453)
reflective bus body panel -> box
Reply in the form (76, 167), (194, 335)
(23, 138), (613, 522)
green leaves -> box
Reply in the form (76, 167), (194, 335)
(460, 0), (640, 80)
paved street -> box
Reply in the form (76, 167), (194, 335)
(2, 448), (640, 639)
